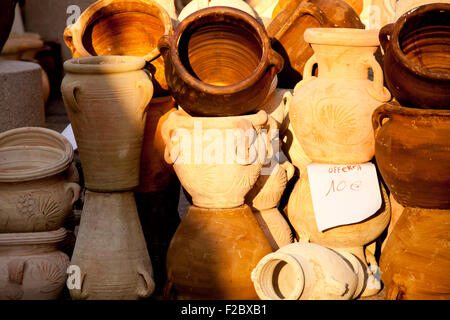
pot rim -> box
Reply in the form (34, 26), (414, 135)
(171, 109), (269, 128)
(304, 28), (380, 47)
(0, 127), (74, 162)
(0, 145), (71, 182)
(67, 0), (173, 62)
(166, 6), (272, 95)
(389, 3), (450, 82)
(63, 55), (147, 74)
(0, 228), (67, 245)
(382, 101), (450, 117)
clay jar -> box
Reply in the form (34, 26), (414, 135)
(380, 207), (450, 300)
(372, 102), (450, 209)
(63, 0), (172, 95)
(162, 110), (273, 209)
(0, 0), (18, 52)
(267, 0), (365, 88)
(136, 96), (177, 193)
(177, 0), (259, 22)
(251, 242), (365, 300)
(61, 56), (153, 192)
(290, 28), (391, 164)
(380, 4), (450, 109)
(158, 7), (284, 116)
(0, 146), (80, 233)
(165, 204), (273, 299)
(70, 191), (155, 300)
(0, 228), (69, 300)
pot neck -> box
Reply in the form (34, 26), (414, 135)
(312, 44), (378, 80)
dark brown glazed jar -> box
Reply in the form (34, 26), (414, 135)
(372, 101), (450, 209)
(158, 7), (284, 117)
(0, 0), (18, 52)
(267, 0), (365, 89)
(379, 3), (450, 109)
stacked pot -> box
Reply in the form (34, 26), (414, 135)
(374, 4), (450, 300)
(60, 0), (180, 299)
(0, 127), (81, 300)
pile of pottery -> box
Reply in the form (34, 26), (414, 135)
(374, 4), (450, 300)
(0, 127), (81, 300)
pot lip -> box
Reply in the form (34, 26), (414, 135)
(68, 0), (173, 62)
(0, 228), (67, 245)
(172, 109), (269, 127)
(304, 28), (380, 47)
(0, 127), (74, 163)
(0, 146), (71, 183)
(63, 55), (147, 74)
(389, 3), (450, 82)
(167, 6), (272, 95)
(383, 101), (450, 117)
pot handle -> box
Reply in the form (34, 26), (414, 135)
(158, 34), (171, 58)
(8, 259), (27, 285)
(69, 270), (89, 300)
(371, 104), (391, 137)
(297, 2), (327, 25)
(362, 54), (391, 102)
(280, 161), (295, 181)
(379, 23), (394, 52)
(61, 81), (82, 113)
(65, 182), (81, 206)
(268, 49), (285, 75)
(136, 266), (155, 299)
(161, 111), (191, 164)
(137, 72), (154, 117)
(293, 54), (317, 94)
(63, 25), (76, 56)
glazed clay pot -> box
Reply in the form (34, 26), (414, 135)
(380, 207), (450, 300)
(61, 56), (153, 192)
(246, 161), (295, 250)
(251, 242), (366, 300)
(136, 96), (177, 193)
(373, 102), (450, 208)
(379, 4), (450, 109)
(70, 191), (155, 300)
(291, 28), (391, 164)
(63, 0), (172, 95)
(0, 228), (69, 300)
(0, 146), (80, 233)
(0, 0), (18, 53)
(267, 0), (365, 88)
(177, 0), (259, 22)
(165, 204), (273, 299)
(287, 171), (391, 296)
(158, 7), (284, 116)
(162, 110), (274, 209)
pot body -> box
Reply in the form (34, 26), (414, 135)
(166, 204), (272, 299)
(0, 0), (17, 52)
(251, 242), (361, 300)
(61, 56), (153, 192)
(380, 207), (450, 300)
(253, 208), (294, 251)
(291, 28), (391, 164)
(0, 228), (69, 300)
(158, 7), (283, 116)
(379, 4), (450, 109)
(69, 191), (155, 300)
(373, 102), (450, 208)
(267, 0), (365, 88)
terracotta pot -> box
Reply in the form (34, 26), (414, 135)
(252, 242), (366, 300)
(70, 191), (155, 300)
(63, 0), (173, 96)
(165, 204), (272, 299)
(290, 28), (391, 164)
(162, 110), (274, 208)
(158, 7), (284, 116)
(0, 146), (80, 233)
(373, 102), (450, 208)
(380, 207), (450, 300)
(381, 193), (404, 251)
(287, 171), (391, 296)
(0, 228), (69, 300)
(177, 0), (259, 22)
(0, 0), (17, 53)
(380, 4), (450, 109)
(61, 56), (153, 192)
(267, 0), (365, 88)
(136, 96), (177, 193)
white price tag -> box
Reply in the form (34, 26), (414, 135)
(306, 162), (382, 232)
(61, 124), (77, 151)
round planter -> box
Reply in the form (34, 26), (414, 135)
(61, 56), (153, 192)
(290, 28), (391, 164)
(158, 7), (284, 116)
(0, 228), (69, 300)
(379, 3), (450, 109)
(373, 102), (450, 208)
